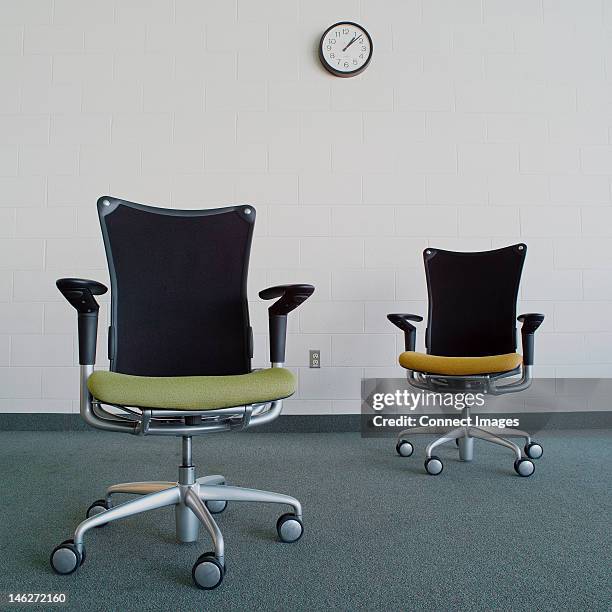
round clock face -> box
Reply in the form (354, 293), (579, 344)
(319, 22), (373, 77)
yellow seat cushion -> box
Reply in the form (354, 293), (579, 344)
(398, 352), (522, 376)
(87, 368), (296, 410)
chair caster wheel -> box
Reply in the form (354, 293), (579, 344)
(205, 500), (227, 514)
(396, 439), (413, 457)
(514, 458), (535, 477)
(50, 539), (85, 575)
(424, 456), (443, 475)
(524, 442), (543, 459)
(192, 552), (224, 590)
(276, 513), (304, 543)
(86, 499), (111, 527)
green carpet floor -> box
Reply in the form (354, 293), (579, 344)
(0, 430), (609, 611)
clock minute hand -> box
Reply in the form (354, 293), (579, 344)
(342, 34), (362, 52)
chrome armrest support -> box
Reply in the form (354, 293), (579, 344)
(229, 405), (253, 430)
(81, 365), (138, 434)
(488, 365), (532, 395)
(248, 400), (283, 427)
(141, 410), (152, 434)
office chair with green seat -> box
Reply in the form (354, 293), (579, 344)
(388, 243), (544, 477)
(50, 197), (314, 590)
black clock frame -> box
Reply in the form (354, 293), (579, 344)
(319, 21), (373, 78)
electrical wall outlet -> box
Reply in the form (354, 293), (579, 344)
(309, 350), (320, 368)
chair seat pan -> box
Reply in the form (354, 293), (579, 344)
(398, 352), (522, 376)
(87, 368), (296, 410)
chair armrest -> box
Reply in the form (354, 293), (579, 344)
(56, 278), (108, 365)
(259, 284), (315, 364)
(517, 313), (545, 366)
(57, 278), (108, 312)
(259, 284), (315, 315)
(387, 314), (423, 351)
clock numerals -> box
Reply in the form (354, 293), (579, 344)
(319, 22), (372, 77)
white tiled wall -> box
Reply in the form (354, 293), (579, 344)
(1, 0), (611, 415)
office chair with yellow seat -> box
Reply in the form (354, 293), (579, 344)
(388, 243), (544, 477)
(49, 197), (314, 590)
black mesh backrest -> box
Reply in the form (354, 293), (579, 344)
(424, 244), (526, 357)
(98, 197), (255, 377)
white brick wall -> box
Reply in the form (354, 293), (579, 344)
(0, 0), (611, 416)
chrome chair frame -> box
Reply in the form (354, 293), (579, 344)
(389, 307), (545, 477)
(67, 362), (302, 577)
(397, 364), (538, 466)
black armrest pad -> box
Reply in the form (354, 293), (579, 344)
(57, 278), (108, 295)
(57, 278), (108, 314)
(387, 313), (423, 352)
(517, 313), (544, 366)
(56, 278), (108, 365)
(259, 284), (315, 316)
(259, 284), (315, 363)
(517, 313), (545, 334)
(387, 313), (423, 330)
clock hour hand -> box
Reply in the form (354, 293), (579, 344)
(342, 34), (362, 52)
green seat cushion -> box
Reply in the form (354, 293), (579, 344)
(87, 368), (296, 410)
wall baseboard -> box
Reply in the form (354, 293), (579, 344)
(0, 412), (609, 433)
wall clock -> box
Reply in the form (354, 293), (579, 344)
(319, 22), (373, 77)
